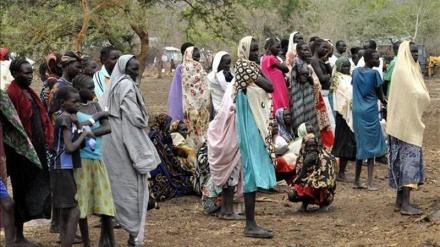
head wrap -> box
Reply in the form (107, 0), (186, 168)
(237, 36), (253, 60)
(288, 32), (300, 52)
(211, 51), (228, 74)
(207, 51), (229, 83)
(61, 51), (82, 65)
(297, 123), (308, 139)
(275, 108), (294, 142)
(46, 52), (62, 76)
(152, 114), (173, 132)
(0, 48), (8, 61)
(334, 56), (350, 73)
(99, 54), (135, 114)
(326, 39), (334, 54)
(183, 46), (195, 63)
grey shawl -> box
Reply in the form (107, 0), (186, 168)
(290, 56), (321, 141)
(100, 55), (160, 246)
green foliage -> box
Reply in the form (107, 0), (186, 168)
(1, 0), (439, 61)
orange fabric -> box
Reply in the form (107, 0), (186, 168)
(293, 184), (327, 205)
(275, 157), (295, 173)
(275, 157), (296, 185)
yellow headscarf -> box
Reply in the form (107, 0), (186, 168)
(237, 36), (253, 60)
(386, 41), (430, 147)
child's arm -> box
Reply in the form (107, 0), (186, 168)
(79, 103), (111, 137)
(63, 127), (94, 154)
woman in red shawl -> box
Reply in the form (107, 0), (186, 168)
(6, 59), (53, 246)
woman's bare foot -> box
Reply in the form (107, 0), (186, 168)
(297, 203), (308, 212)
(337, 174), (354, 183)
(367, 185), (378, 191)
(14, 237), (40, 247)
(394, 203), (419, 212)
(401, 205), (423, 215)
(319, 205), (330, 212)
(353, 183), (368, 189)
(220, 213), (246, 220)
(244, 225), (274, 238)
(127, 234), (136, 246)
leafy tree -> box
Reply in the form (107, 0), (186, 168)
(1, 0), (438, 77)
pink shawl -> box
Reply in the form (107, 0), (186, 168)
(207, 84), (242, 193)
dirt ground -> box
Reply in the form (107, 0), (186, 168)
(10, 74), (440, 246)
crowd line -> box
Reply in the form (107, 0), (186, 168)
(0, 31), (430, 246)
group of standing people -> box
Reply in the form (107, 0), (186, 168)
(0, 46), (160, 246)
(0, 31), (430, 245)
(160, 33), (430, 238)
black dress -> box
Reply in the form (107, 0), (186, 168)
(6, 92), (51, 225)
(331, 113), (356, 160)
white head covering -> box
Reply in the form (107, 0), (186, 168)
(211, 51), (228, 74)
(183, 46), (195, 62)
(237, 36), (253, 60)
(208, 51), (228, 82)
(99, 54), (135, 114)
(386, 41), (430, 146)
(288, 31), (300, 52)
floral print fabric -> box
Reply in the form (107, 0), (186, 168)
(181, 47), (210, 151)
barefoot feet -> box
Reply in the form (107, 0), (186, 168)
(400, 205), (423, 216)
(244, 225), (274, 239)
(219, 213), (246, 220)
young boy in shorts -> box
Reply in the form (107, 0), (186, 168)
(52, 86), (94, 246)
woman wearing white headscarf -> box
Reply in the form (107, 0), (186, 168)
(387, 41), (430, 216)
(181, 46), (209, 151)
(286, 32), (302, 64)
(234, 36), (276, 239)
(100, 55), (161, 246)
(285, 31), (303, 82)
(207, 51), (232, 114)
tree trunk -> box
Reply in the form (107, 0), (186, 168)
(130, 24), (149, 84)
(414, 13), (419, 41)
(75, 0), (90, 51)
(157, 50), (163, 79)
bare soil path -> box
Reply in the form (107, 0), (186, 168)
(13, 76), (440, 247)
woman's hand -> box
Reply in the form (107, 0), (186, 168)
(303, 152), (318, 165)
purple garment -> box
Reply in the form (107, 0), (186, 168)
(167, 64), (184, 121)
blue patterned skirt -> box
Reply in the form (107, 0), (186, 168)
(388, 136), (424, 190)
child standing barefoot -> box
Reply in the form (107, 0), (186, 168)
(72, 75), (115, 247)
(53, 86), (94, 247)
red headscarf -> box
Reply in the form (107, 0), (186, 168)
(46, 52), (62, 77)
(0, 48), (8, 61)
(6, 81), (54, 148)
